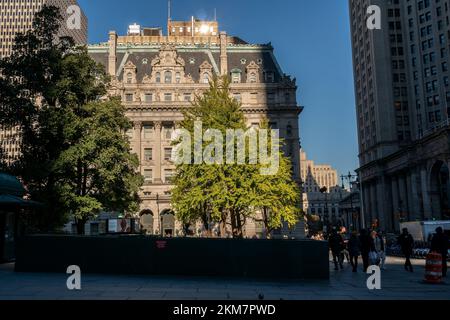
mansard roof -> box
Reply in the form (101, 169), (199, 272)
(88, 42), (285, 84)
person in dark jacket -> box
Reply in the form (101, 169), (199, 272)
(398, 228), (414, 272)
(359, 229), (371, 272)
(348, 231), (361, 272)
(329, 228), (345, 270)
(431, 227), (449, 277)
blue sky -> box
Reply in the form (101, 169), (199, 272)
(78, 0), (359, 177)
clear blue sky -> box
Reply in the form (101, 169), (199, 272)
(78, 0), (359, 177)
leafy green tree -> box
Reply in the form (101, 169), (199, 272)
(250, 121), (301, 237)
(171, 77), (301, 238)
(0, 6), (143, 232)
(54, 98), (143, 234)
(0, 5), (75, 229)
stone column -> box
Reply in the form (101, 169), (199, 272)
(220, 32), (228, 76)
(421, 167), (432, 219)
(134, 121), (142, 171)
(154, 121), (162, 184)
(406, 174), (414, 221)
(391, 176), (400, 231)
(376, 177), (388, 231)
(108, 31), (117, 78)
(410, 170), (421, 220)
(362, 182), (371, 229)
(398, 175), (408, 220)
(370, 182), (377, 227)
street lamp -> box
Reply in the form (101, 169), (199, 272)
(319, 187), (329, 229)
(341, 172), (359, 230)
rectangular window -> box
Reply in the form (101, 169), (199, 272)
(164, 148), (172, 161)
(145, 93), (153, 102)
(125, 94), (133, 102)
(143, 125), (153, 139)
(164, 93), (172, 101)
(144, 148), (153, 161)
(144, 169), (153, 184)
(164, 126), (173, 140)
(165, 169), (175, 184)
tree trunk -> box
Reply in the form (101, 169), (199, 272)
(76, 219), (86, 235)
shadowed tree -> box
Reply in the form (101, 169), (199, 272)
(0, 6), (143, 232)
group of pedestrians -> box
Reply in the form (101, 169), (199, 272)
(328, 227), (386, 272)
(328, 226), (449, 276)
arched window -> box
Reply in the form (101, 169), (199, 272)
(175, 72), (181, 83)
(202, 73), (210, 84)
(155, 72), (161, 83)
(126, 73), (132, 84)
(165, 71), (172, 84)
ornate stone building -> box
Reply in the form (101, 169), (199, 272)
(300, 150), (347, 225)
(88, 20), (303, 237)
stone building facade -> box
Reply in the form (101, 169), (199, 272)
(300, 151), (347, 225)
(349, 0), (450, 232)
(88, 21), (303, 237)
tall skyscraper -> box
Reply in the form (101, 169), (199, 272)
(87, 18), (303, 238)
(0, 0), (87, 163)
(349, 0), (450, 231)
(0, 0), (87, 57)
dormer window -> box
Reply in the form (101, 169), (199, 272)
(231, 69), (242, 83)
(265, 71), (275, 83)
(126, 73), (133, 84)
(202, 73), (210, 84)
(199, 61), (213, 84)
(165, 71), (172, 84)
(246, 61), (260, 83)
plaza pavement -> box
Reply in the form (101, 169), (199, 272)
(0, 257), (449, 300)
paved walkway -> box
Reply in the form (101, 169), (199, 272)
(0, 257), (449, 300)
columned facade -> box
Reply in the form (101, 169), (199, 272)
(359, 129), (450, 232)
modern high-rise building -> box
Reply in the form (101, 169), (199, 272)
(0, 0), (87, 163)
(349, 0), (450, 232)
(87, 18), (303, 238)
(0, 0), (87, 57)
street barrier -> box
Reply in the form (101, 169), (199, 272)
(424, 252), (443, 284)
(15, 235), (330, 280)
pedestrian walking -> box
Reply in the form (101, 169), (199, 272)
(371, 230), (386, 269)
(329, 228), (345, 270)
(359, 229), (371, 272)
(430, 227), (449, 277)
(348, 231), (361, 272)
(398, 228), (414, 272)
(340, 227), (350, 264)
